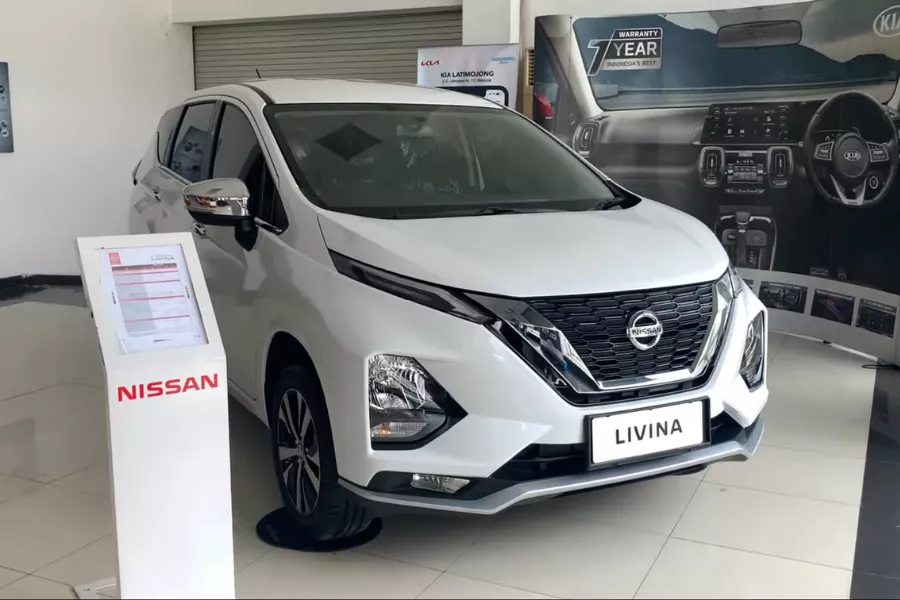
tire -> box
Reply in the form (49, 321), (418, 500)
(268, 364), (371, 541)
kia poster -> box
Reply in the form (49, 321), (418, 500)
(533, 0), (900, 362)
(417, 44), (519, 108)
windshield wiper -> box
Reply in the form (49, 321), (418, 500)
(473, 206), (567, 215)
(596, 197), (628, 210)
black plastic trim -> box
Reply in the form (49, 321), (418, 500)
(240, 83), (275, 105)
(370, 409), (466, 452)
(330, 251), (490, 324)
(355, 411), (753, 508)
(0, 275), (82, 288)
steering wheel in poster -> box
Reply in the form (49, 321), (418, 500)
(804, 91), (898, 208)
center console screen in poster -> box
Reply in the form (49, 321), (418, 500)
(533, 0), (900, 361)
(417, 44), (519, 109)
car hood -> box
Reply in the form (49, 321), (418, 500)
(317, 200), (729, 297)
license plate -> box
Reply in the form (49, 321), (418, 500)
(588, 399), (707, 466)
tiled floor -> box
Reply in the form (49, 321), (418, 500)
(0, 291), (897, 599)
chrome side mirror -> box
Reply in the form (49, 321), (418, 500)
(183, 178), (252, 226)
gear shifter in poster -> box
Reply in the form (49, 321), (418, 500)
(533, 0), (900, 361)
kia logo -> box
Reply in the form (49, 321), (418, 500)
(874, 5), (900, 38)
(844, 150), (862, 162)
(420, 60), (440, 67)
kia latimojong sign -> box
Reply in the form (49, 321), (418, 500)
(417, 43), (520, 109)
(76, 232), (234, 599)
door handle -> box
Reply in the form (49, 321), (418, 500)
(150, 186), (161, 201)
(192, 223), (207, 236)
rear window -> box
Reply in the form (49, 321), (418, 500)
(169, 103), (216, 183)
(266, 104), (615, 219)
(156, 107), (183, 164)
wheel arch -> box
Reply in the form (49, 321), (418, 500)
(264, 331), (322, 415)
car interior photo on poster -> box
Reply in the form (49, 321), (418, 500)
(534, 0), (900, 338)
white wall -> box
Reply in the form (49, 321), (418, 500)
(171, 0), (462, 24)
(462, 0), (521, 45)
(0, 0), (193, 279)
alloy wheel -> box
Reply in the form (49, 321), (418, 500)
(276, 388), (321, 516)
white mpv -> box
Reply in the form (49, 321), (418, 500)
(130, 79), (768, 541)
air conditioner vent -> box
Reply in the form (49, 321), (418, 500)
(574, 122), (600, 156)
(526, 48), (535, 86)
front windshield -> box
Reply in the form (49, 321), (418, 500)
(569, 0), (900, 110)
(266, 104), (615, 219)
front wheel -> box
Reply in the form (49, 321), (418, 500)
(268, 364), (371, 541)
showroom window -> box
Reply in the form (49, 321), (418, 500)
(156, 107), (183, 164)
(169, 102), (216, 183)
(212, 104), (288, 231)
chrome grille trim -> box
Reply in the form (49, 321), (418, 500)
(470, 273), (734, 399)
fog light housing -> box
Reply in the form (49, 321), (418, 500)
(740, 312), (766, 390)
(410, 473), (470, 494)
(369, 355), (452, 444)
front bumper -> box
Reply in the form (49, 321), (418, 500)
(340, 414), (763, 515)
(316, 271), (769, 496)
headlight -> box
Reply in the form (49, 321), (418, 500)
(727, 264), (744, 297)
(331, 252), (489, 323)
(740, 312), (766, 390)
(368, 354), (462, 445)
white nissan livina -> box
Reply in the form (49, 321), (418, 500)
(130, 79), (768, 541)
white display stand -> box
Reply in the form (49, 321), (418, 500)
(75, 233), (234, 599)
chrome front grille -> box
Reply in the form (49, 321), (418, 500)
(526, 283), (715, 383)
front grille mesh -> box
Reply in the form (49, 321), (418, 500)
(528, 282), (715, 382)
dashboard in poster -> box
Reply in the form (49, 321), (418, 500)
(701, 103), (809, 144)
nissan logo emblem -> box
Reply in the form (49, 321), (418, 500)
(844, 150), (862, 162)
(626, 310), (664, 351)
(874, 5), (900, 38)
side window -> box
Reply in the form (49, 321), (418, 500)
(156, 107), (182, 164)
(169, 103), (215, 182)
(212, 104), (288, 231)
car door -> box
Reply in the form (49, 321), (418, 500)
(154, 102), (218, 235)
(192, 101), (286, 398)
(131, 106), (182, 235)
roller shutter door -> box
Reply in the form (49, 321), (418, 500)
(193, 10), (463, 89)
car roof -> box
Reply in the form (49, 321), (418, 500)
(189, 78), (504, 109)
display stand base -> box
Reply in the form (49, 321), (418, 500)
(256, 508), (382, 552)
(73, 577), (118, 599)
